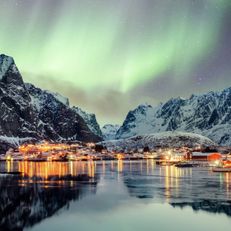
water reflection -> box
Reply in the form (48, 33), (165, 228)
(117, 160), (123, 173)
(171, 200), (231, 217)
(1, 160), (231, 231)
(0, 161), (98, 231)
(122, 162), (231, 217)
(17, 161), (96, 179)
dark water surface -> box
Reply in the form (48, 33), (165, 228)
(0, 160), (231, 231)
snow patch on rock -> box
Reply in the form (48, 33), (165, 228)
(101, 124), (120, 140)
(45, 90), (69, 107)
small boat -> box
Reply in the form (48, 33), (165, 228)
(212, 167), (231, 172)
(158, 161), (175, 166)
(212, 159), (231, 172)
(175, 162), (199, 168)
(0, 171), (22, 175)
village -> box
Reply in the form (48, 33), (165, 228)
(0, 141), (231, 172)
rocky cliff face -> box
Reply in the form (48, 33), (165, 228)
(26, 83), (102, 142)
(0, 54), (39, 139)
(72, 107), (102, 138)
(0, 54), (101, 152)
(116, 89), (231, 146)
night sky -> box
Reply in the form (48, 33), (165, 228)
(0, 0), (231, 125)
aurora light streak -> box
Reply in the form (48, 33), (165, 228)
(0, 0), (231, 124)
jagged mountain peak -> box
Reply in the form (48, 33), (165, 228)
(72, 106), (102, 137)
(137, 102), (152, 108)
(133, 103), (153, 111)
(0, 54), (14, 66)
(0, 54), (23, 86)
(73, 106), (94, 117)
(123, 103), (153, 123)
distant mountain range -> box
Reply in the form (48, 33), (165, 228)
(116, 89), (231, 146)
(0, 53), (231, 152)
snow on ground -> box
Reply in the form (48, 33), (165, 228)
(0, 136), (33, 146)
(203, 124), (231, 147)
(100, 131), (217, 152)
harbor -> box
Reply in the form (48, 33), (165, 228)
(1, 141), (231, 173)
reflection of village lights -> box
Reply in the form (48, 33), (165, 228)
(88, 161), (95, 178)
(18, 161), (96, 179)
(225, 173), (230, 196)
(110, 161), (114, 171)
(102, 161), (106, 174)
(117, 160), (123, 172)
(6, 160), (13, 173)
(165, 166), (170, 202)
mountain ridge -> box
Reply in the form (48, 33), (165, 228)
(116, 86), (231, 145)
(0, 54), (102, 152)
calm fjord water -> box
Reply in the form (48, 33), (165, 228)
(0, 160), (231, 231)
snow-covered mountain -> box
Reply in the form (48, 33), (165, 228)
(26, 83), (102, 142)
(1, 53), (230, 150)
(0, 54), (39, 140)
(101, 124), (120, 140)
(72, 107), (102, 137)
(101, 131), (216, 152)
(116, 89), (231, 146)
(0, 54), (101, 152)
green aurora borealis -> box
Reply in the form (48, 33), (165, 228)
(0, 0), (231, 124)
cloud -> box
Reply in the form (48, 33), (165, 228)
(22, 72), (137, 125)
